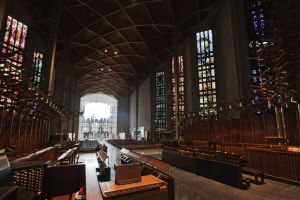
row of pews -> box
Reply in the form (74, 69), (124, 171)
(162, 140), (252, 189)
(79, 140), (107, 152)
(162, 140), (300, 185)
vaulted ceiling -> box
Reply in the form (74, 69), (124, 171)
(24, 0), (222, 97)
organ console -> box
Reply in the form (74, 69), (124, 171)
(99, 175), (168, 200)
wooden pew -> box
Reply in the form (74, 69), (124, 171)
(57, 147), (78, 165)
(162, 146), (250, 189)
(96, 150), (110, 182)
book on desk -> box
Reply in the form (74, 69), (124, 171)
(99, 175), (168, 200)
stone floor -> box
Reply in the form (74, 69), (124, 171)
(95, 141), (300, 200)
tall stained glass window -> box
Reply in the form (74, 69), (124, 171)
(246, 0), (270, 111)
(32, 52), (43, 88)
(171, 56), (185, 135)
(154, 71), (166, 141)
(0, 16), (28, 108)
(2, 16), (28, 80)
(196, 30), (217, 117)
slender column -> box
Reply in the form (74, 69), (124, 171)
(135, 83), (139, 140)
(0, 0), (6, 31)
(173, 56), (180, 140)
(46, 0), (62, 96)
(297, 104), (300, 145)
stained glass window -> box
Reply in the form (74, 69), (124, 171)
(246, 0), (269, 109)
(32, 52), (43, 88)
(154, 70), (166, 141)
(171, 56), (185, 135)
(0, 16), (28, 108)
(196, 30), (217, 118)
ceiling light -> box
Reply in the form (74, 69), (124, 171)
(109, 69), (112, 72)
(104, 49), (108, 53)
(101, 68), (104, 71)
(114, 51), (118, 55)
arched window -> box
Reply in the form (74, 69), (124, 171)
(78, 93), (118, 140)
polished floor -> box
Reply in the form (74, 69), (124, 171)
(85, 141), (300, 200)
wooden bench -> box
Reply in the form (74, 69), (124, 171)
(57, 147), (78, 165)
(96, 150), (110, 182)
(242, 167), (264, 184)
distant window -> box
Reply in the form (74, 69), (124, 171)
(32, 52), (43, 88)
(154, 70), (166, 141)
(0, 16), (28, 108)
(171, 56), (185, 135)
(196, 30), (217, 118)
(78, 93), (118, 140)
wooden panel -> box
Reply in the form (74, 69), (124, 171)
(247, 147), (300, 183)
(285, 110), (300, 146)
(46, 164), (86, 198)
(264, 113), (277, 138)
(0, 111), (12, 149)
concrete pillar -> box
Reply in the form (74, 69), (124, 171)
(45, 0), (62, 97)
(135, 83), (139, 140)
(0, 0), (6, 31)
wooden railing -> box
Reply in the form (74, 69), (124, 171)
(120, 148), (169, 174)
(11, 146), (59, 163)
(246, 146), (300, 183)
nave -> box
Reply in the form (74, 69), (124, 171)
(1, 0), (300, 199)
(99, 142), (300, 200)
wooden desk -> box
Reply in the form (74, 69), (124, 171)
(99, 175), (168, 200)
